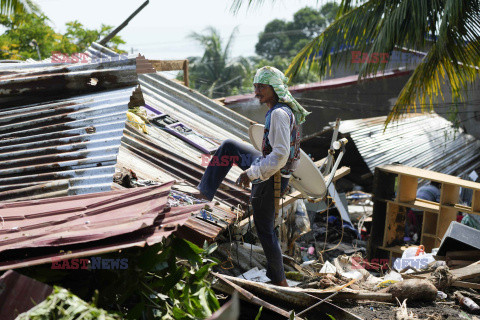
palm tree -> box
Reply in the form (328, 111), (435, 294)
(187, 26), (252, 98)
(1, 0), (39, 16)
(232, 0), (480, 125)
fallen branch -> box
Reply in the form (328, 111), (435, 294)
(213, 272), (301, 320)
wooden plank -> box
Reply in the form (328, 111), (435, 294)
(378, 245), (408, 254)
(183, 59), (189, 87)
(441, 183), (460, 205)
(397, 174), (418, 202)
(446, 250), (480, 260)
(383, 203), (406, 247)
(213, 272), (303, 320)
(452, 281), (480, 290)
(387, 199), (439, 213)
(451, 261), (480, 281)
(378, 164), (480, 190)
(437, 207), (458, 240)
(473, 190), (480, 213)
(150, 59), (187, 71)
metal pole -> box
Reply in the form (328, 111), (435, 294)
(35, 45), (41, 60)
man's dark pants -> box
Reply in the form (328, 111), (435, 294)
(198, 139), (288, 283)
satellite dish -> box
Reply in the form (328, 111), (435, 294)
(249, 124), (327, 199)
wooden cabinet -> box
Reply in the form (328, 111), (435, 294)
(368, 164), (480, 263)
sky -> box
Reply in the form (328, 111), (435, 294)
(34, 0), (332, 60)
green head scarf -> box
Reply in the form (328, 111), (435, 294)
(253, 66), (310, 124)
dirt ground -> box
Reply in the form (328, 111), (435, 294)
(337, 300), (470, 320)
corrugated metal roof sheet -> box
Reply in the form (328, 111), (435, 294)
(338, 113), (480, 177)
(0, 183), (172, 251)
(0, 57), (138, 107)
(138, 73), (252, 141)
(0, 87), (136, 199)
(0, 183), (208, 271)
(120, 123), (250, 207)
(0, 270), (53, 320)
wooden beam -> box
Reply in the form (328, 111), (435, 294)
(150, 59), (186, 71)
(451, 261), (480, 281)
(452, 281), (480, 290)
(149, 59), (189, 87)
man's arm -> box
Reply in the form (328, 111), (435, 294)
(246, 108), (291, 181)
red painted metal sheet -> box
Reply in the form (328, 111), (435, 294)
(0, 203), (205, 271)
(0, 182), (173, 252)
(0, 270), (53, 320)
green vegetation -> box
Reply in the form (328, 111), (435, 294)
(16, 287), (121, 320)
(255, 5), (338, 60)
(21, 237), (220, 319)
(184, 27), (252, 98)
(0, 12), (125, 60)
(181, 3), (338, 98)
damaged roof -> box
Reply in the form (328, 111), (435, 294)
(338, 113), (480, 178)
(0, 87), (135, 201)
(0, 183), (206, 271)
(0, 48), (143, 200)
(0, 42), (251, 257)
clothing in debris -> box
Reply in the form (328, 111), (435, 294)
(416, 183), (441, 202)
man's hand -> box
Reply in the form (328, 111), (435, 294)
(236, 171), (251, 189)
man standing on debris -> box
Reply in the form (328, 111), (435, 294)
(197, 66), (310, 287)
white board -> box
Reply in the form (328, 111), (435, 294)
(249, 124), (327, 199)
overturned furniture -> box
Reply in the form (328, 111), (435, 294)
(369, 164), (480, 263)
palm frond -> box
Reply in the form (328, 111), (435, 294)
(230, 0), (276, 14)
(224, 26), (239, 61)
(1, 0), (41, 15)
(286, 0), (480, 126)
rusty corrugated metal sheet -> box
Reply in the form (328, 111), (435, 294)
(0, 270), (53, 320)
(121, 123), (250, 207)
(337, 113), (480, 177)
(0, 57), (138, 107)
(0, 86), (136, 199)
(0, 183), (208, 271)
(0, 182), (172, 251)
(83, 44), (244, 240)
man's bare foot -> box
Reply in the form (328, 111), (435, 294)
(272, 279), (289, 287)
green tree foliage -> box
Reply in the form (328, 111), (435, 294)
(0, 12), (125, 60)
(181, 26), (252, 98)
(255, 5), (338, 59)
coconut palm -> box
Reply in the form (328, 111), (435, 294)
(187, 26), (252, 98)
(232, 0), (480, 125)
(1, 0), (39, 15)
